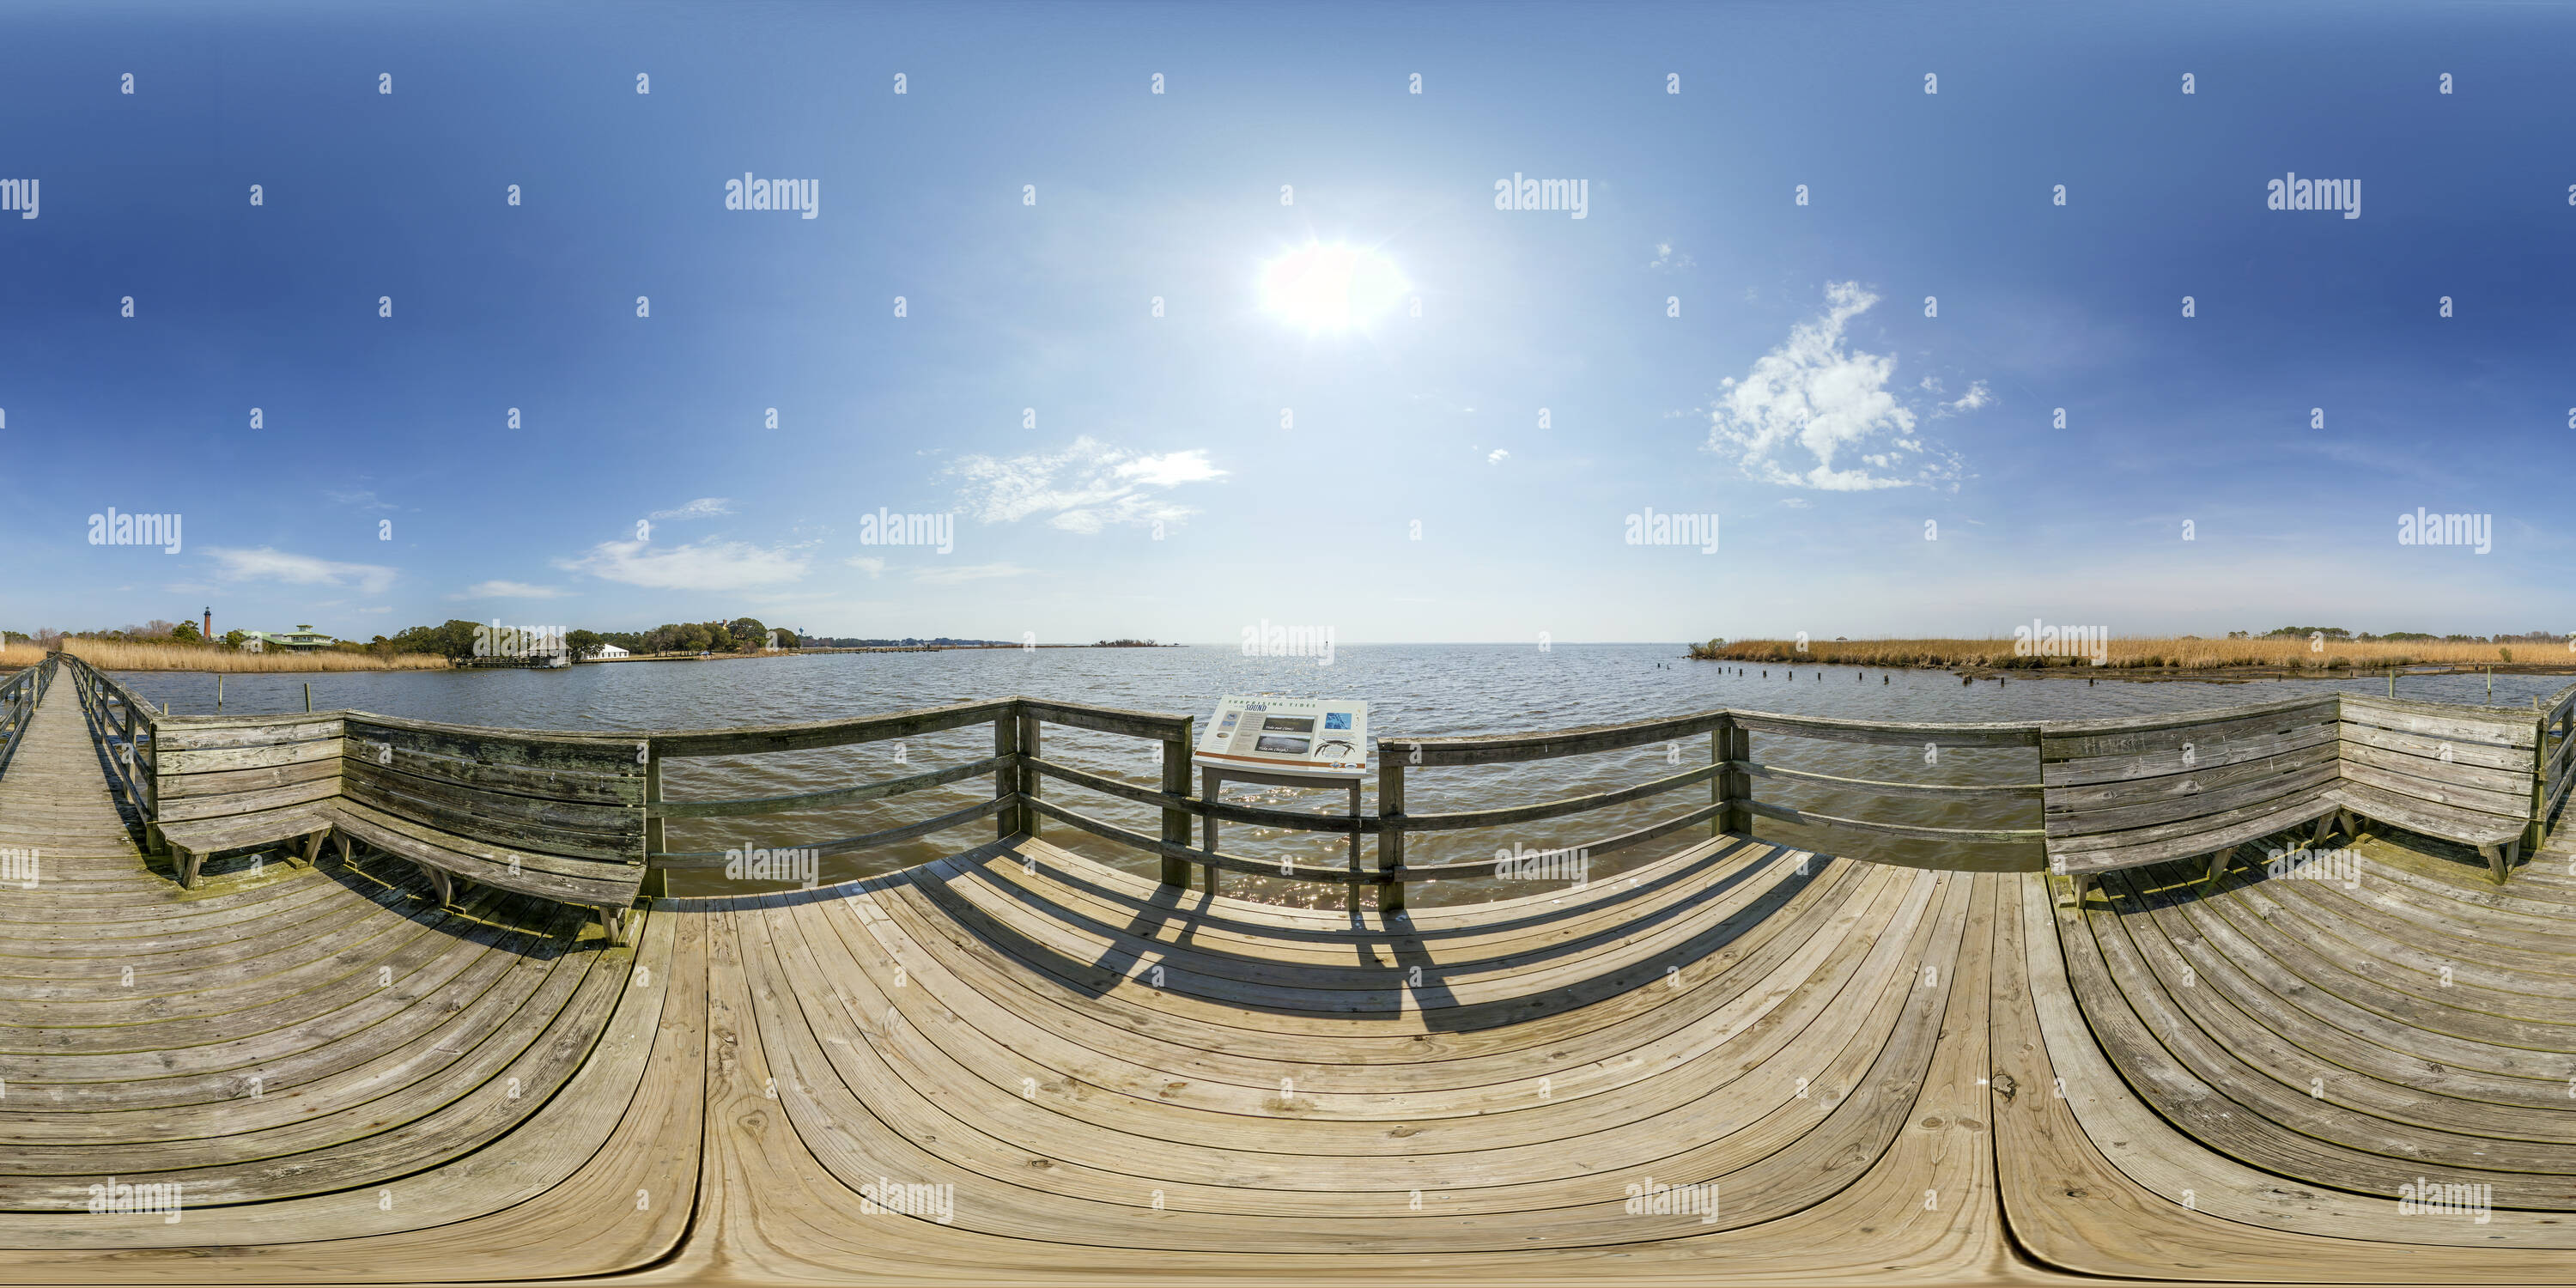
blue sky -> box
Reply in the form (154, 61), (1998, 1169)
(5, 0), (2573, 644)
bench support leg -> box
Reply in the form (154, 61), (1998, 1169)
(2307, 815), (2334, 849)
(175, 848), (203, 890)
(414, 862), (454, 909)
(331, 830), (355, 865)
(2201, 845), (2238, 890)
(2481, 841), (2516, 884)
(297, 829), (325, 870)
(2057, 872), (2093, 908)
(2340, 809), (2368, 844)
(598, 905), (632, 947)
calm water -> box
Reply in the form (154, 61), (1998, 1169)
(105, 647), (2574, 908)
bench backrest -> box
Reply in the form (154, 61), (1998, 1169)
(2336, 695), (2538, 846)
(340, 714), (647, 868)
(152, 714), (345, 824)
(2041, 696), (2342, 873)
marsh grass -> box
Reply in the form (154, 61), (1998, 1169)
(62, 640), (450, 672)
(1689, 636), (2560, 671)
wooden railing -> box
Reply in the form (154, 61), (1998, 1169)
(0, 655), (58, 779)
(62, 655), (160, 817)
(639, 698), (1025, 895)
(2537, 681), (2576, 842)
(38, 671), (2576, 908)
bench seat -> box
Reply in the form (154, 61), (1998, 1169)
(325, 800), (642, 945)
(155, 804), (334, 889)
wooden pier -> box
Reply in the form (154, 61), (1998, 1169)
(0, 652), (2573, 1284)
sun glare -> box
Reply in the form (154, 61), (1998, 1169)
(1261, 243), (1406, 332)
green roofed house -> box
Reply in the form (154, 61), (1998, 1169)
(241, 624), (336, 654)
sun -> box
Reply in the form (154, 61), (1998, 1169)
(1261, 243), (1406, 332)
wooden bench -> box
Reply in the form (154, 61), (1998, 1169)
(331, 715), (648, 943)
(149, 714), (344, 888)
(2042, 697), (2345, 904)
(2042, 694), (2547, 899)
(2331, 694), (2537, 883)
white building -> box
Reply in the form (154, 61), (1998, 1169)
(592, 644), (631, 659)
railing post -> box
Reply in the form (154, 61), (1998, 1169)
(641, 745), (666, 898)
(994, 705), (1022, 839)
(1378, 754), (1406, 919)
(1159, 720), (1192, 889)
(1718, 720), (1751, 836)
(1018, 707), (1042, 840)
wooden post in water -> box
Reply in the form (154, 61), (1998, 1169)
(304, 683), (313, 713)
(1017, 708), (1042, 839)
(216, 676), (222, 710)
(1378, 754), (1406, 918)
(1159, 720), (1192, 889)
(993, 708), (1021, 840)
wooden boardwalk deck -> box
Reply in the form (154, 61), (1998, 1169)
(1, 675), (2573, 1283)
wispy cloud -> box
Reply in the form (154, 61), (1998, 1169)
(325, 489), (398, 511)
(649, 497), (734, 521)
(1704, 282), (1966, 491)
(206, 547), (397, 595)
(1486, 448), (1510, 465)
(845, 556), (887, 578)
(913, 561), (1030, 586)
(1647, 240), (1695, 272)
(450, 580), (567, 599)
(950, 436), (1222, 533)
(554, 538), (806, 590)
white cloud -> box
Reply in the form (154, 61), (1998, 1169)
(649, 497), (735, 520)
(206, 547), (397, 596)
(1648, 241), (1696, 272)
(451, 580), (567, 599)
(1936, 380), (1991, 416)
(913, 561), (1030, 586)
(845, 556), (887, 578)
(553, 539), (807, 590)
(1780, 497), (1813, 509)
(1704, 282), (1966, 491)
(1487, 448), (1510, 465)
(325, 489), (398, 511)
(950, 437), (1222, 533)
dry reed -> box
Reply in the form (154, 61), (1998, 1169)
(62, 640), (450, 672)
(1692, 635), (2567, 671)
(0, 643), (48, 670)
